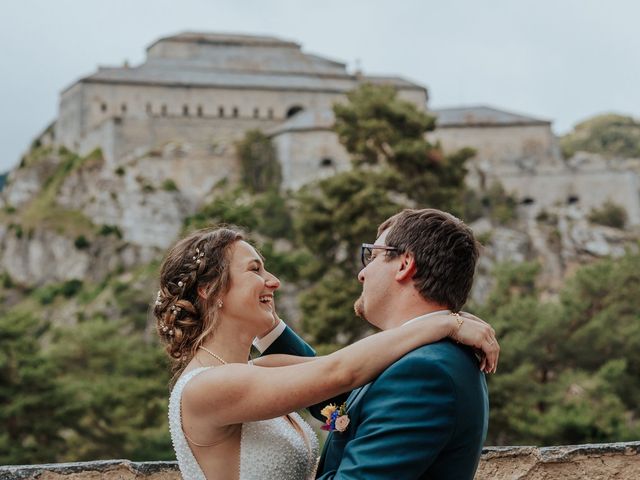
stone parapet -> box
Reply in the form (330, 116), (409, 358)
(2, 442), (639, 479)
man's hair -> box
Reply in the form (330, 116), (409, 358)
(379, 208), (479, 311)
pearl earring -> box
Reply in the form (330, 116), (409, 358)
(217, 299), (223, 308)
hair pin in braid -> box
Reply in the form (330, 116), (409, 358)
(193, 247), (205, 265)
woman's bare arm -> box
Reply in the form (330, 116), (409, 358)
(183, 314), (498, 427)
(252, 354), (318, 368)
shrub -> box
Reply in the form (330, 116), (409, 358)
(161, 179), (179, 192)
(74, 235), (90, 250)
(9, 223), (23, 239)
(98, 224), (123, 239)
(588, 201), (628, 229)
(60, 279), (83, 298)
(1, 272), (14, 289)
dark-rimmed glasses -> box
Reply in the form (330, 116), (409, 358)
(361, 243), (399, 267)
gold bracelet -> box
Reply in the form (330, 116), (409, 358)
(450, 312), (464, 342)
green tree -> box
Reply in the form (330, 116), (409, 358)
(560, 113), (640, 158)
(477, 249), (640, 446)
(48, 317), (173, 461)
(333, 83), (474, 214)
(295, 84), (475, 349)
(0, 312), (71, 464)
(236, 130), (282, 193)
(588, 200), (628, 229)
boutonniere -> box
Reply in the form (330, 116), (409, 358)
(320, 402), (350, 432)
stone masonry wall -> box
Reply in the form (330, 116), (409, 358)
(2, 442), (639, 479)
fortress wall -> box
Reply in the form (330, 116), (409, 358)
(500, 170), (640, 225)
(76, 116), (281, 165)
(56, 83), (85, 151)
(272, 129), (351, 190)
(80, 83), (347, 134)
(430, 124), (562, 176)
(2, 442), (639, 479)
(396, 88), (428, 109)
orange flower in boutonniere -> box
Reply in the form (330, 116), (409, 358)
(320, 402), (349, 432)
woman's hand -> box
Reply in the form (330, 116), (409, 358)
(449, 313), (499, 374)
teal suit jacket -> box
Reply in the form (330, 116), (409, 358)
(264, 326), (489, 479)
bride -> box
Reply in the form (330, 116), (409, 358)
(154, 227), (498, 480)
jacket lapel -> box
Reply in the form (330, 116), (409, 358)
(346, 382), (372, 413)
(318, 382), (373, 472)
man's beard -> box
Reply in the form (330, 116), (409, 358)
(354, 294), (367, 321)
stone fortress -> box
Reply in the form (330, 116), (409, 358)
(40, 31), (640, 225)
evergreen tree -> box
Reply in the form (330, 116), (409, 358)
(0, 312), (70, 464)
(236, 130), (282, 193)
(48, 317), (173, 461)
(476, 250), (640, 446)
(295, 84), (474, 349)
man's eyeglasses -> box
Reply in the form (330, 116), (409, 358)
(361, 243), (399, 267)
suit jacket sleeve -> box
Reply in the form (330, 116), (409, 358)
(317, 355), (456, 480)
(261, 325), (350, 421)
(262, 324), (316, 357)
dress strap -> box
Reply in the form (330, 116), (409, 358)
(183, 429), (228, 448)
(178, 366), (228, 448)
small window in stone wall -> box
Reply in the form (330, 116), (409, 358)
(146, 103), (152, 115)
(267, 108), (274, 119)
(567, 195), (580, 204)
(521, 197), (535, 205)
(161, 105), (168, 116)
(320, 158), (335, 168)
(286, 105), (304, 118)
(219, 106), (225, 117)
(253, 108), (260, 119)
(197, 105), (203, 117)
(121, 103), (127, 114)
(233, 107), (239, 118)
(100, 103), (107, 113)
(183, 105), (189, 116)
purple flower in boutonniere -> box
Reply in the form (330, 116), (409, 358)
(320, 402), (349, 432)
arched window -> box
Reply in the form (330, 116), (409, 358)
(253, 107), (260, 119)
(218, 106), (225, 118)
(232, 107), (239, 118)
(100, 103), (107, 113)
(121, 103), (127, 114)
(146, 103), (152, 115)
(183, 105), (189, 116)
(320, 158), (335, 168)
(197, 105), (203, 117)
(267, 108), (274, 119)
(286, 105), (304, 118)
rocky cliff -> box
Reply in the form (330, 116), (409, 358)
(1, 144), (638, 318)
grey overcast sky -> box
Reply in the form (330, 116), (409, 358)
(1, 0), (639, 172)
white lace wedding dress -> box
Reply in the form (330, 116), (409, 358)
(169, 367), (319, 480)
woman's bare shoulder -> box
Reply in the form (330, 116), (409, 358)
(181, 364), (251, 413)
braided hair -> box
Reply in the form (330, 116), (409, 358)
(154, 227), (243, 379)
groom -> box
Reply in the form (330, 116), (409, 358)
(255, 208), (489, 479)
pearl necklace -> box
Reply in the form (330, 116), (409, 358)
(198, 346), (227, 365)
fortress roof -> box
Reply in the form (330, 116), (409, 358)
(70, 32), (425, 94)
(146, 32), (301, 50)
(432, 106), (551, 127)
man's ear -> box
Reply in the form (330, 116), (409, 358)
(395, 252), (416, 281)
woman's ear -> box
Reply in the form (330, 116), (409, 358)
(395, 252), (416, 281)
(197, 285), (208, 301)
